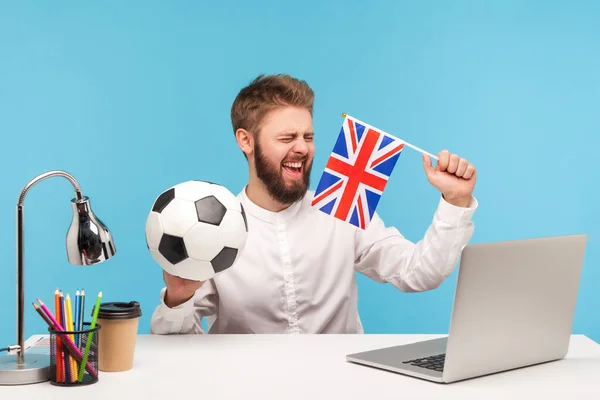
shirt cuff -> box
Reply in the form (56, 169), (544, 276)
(436, 195), (478, 225)
(157, 287), (196, 330)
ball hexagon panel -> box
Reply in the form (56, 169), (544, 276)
(145, 211), (163, 250)
(219, 210), (248, 250)
(211, 247), (239, 273)
(172, 258), (215, 281)
(183, 222), (224, 261)
(195, 195), (227, 226)
(159, 234), (188, 265)
(174, 180), (213, 202)
(152, 188), (175, 213)
(160, 198), (198, 237)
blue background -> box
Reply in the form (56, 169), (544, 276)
(0, 1), (598, 347)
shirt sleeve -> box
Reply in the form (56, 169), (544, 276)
(150, 279), (219, 334)
(353, 195), (478, 292)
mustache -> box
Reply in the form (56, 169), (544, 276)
(282, 157), (309, 163)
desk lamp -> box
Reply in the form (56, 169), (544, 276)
(0, 170), (116, 385)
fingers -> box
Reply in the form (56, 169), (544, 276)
(422, 153), (434, 175)
(455, 157), (468, 176)
(437, 150), (450, 171)
(422, 153), (437, 183)
(436, 150), (475, 179)
(463, 163), (476, 179)
(447, 154), (459, 173)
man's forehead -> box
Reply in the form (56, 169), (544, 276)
(262, 107), (311, 124)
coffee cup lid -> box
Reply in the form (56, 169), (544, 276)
(96, 301), (142, 320)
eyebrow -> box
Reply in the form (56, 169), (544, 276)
(277, 132), (314, 137)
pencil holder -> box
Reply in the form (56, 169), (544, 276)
(48, 322), (101, 386)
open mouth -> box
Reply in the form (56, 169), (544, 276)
(282, 161), (304, 180)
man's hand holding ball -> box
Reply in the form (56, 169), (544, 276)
(145, 180), (249, 309)
(163, 271), (205, 308)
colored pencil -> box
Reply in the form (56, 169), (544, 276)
(33, 301), (62, 382)
(59, 292), (72, 382)
(78, 290), (101, 382)
(36, 298), (98, 378)
(74, 290), (80, 346)
(66, 294), (78, 381)
(33, 302), (52, 326)
(79, 289), (85, 340)
(54, 289), (64, 382)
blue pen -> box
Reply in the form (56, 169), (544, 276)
(74, 290), (80, 346)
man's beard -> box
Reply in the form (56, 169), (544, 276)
(254, 141), (311, 205)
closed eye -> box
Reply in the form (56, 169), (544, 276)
(278, 132), (314, 142)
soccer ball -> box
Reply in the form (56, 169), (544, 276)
(145, 180), (248, 282)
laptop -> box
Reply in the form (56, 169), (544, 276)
(346, 234), (587, 383)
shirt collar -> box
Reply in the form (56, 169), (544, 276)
(239, 185), (303, 224)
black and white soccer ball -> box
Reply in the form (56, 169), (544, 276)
(145, 180), (248, 282)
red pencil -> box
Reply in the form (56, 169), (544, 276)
(35, 299), (98, 378)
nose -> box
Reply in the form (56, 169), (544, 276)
(292, 138), (309, 155)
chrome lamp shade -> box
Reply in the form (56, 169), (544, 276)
(0, 170), (116, 385)
(67, 196), (116, 265)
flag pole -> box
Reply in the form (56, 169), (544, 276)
(342, 113), (438, 160)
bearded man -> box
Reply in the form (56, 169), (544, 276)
(151, 74), (478, 334)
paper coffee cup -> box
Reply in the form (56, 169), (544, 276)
(96, 301), (142, 372)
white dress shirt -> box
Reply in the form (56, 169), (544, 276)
(150, 187), (477, 334)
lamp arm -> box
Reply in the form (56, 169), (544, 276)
(18, 170), (84, 206)
(15, 170), (84, 364)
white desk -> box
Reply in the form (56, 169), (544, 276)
(2, 334), (600, 399)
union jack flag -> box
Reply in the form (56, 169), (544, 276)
(311, 115), (404, 229)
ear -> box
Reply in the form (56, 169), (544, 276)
(235, 128), (254, 157)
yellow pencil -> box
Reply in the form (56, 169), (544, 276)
(65, 294), (78, 382)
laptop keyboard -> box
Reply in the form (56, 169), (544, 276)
(402, 353), (445, 372)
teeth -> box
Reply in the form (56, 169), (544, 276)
(283, 162), (302, 168)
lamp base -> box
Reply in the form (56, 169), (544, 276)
(0, 353), (50, 385)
